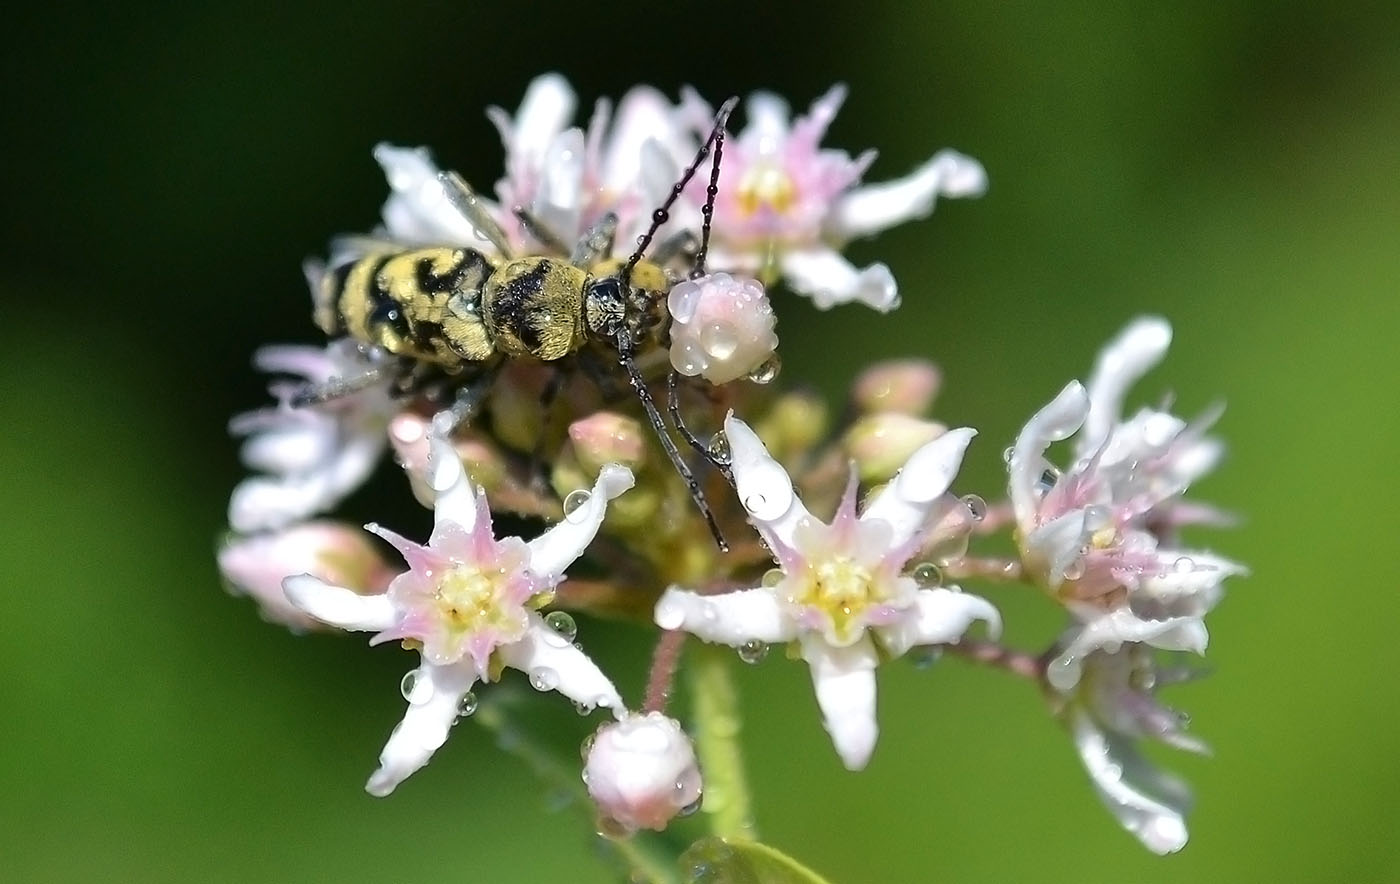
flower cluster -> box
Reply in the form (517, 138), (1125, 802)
(221, 74), (1242, 872)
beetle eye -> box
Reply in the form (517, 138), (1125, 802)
(590, 278), (621, 304)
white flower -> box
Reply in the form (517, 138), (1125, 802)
(489, 74), (696, 252)
(667, 272), (778, 385)
(583, 712), (702, 833)
(284, 433), (632, 796)
(1006, 318), (1245, 690)
(373, 144), (501, 252)
(684, 85), (986, 312)
(1053, 642), (1207, 854)
(655, 415), (999, 769)
(228, 341), (394, 533)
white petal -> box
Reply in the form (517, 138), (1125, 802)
(1070, 712), (1190, 854)
(1025, 509), (1092, 588)
(801, 635), (880, 770)
(878, 588), (1001, 658)
(827, 149), (987, 241)
(427, 433), (477, 535)
(498, 614), (623, 714)
(1009, 381), (1089, 529)
(536, 127), (586, 238)
(1136, 549), (1244, 614)
(722, 414), (813, 551)
(860, 427), (976, 549)
(779, 249), (898, 312)
(283, 575), (396, 632)
(654, 586), (795, 645)
(740, 91), (791, 151)
(603, 86), (683, 192)
(503, 73), (576, 157)
(526, 464), (634, 582)
(373, 144), (482, 246)
(238, 416), (335, 476)
(1078, 317), (1172, 458)
(1048, 609), (1207, 691)
(366, 659), (477, 797)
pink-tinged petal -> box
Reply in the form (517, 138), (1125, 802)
(526, 464), (634, 582)
(1048, 609), (1208, 691)
(1135, 550), (1245, 611)
(789, 83), (847, 150)
(1026, 509), (1092, 588)
(827, 149), (987, 241)
(601, 85), (681, 192)
(1009, 381), (1089, 529)
(1069, 712), (1190, 854)
(426, 434), (479, 537)
(722, 414), (814, 552)
(365, 523), (447, 577)
(365, 659), (477, 797)
(536, 126), (586, 239)
(498, 614), (623, 715)
(779, 249), (898, 312)
(801, 635), (880, 770)
(1079, 317), (1172, 458)
(738, 91), (792, 150)
(583, 712), (702, 833)
(373, 144), (485, 246)
(489, 73), (576, 161)
(251, 345), (336, 382)
(861, 427), (976, 550)
(654, 586), (796, 645)
(283, 575), (397, 632)
(877, 588), (1001, 658)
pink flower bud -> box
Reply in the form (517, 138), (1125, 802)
(668, 273), (778, 385)
(568, 412), (646, 472)
(844, 413), (946, 482)
(851, 359), (941, 415)
(583, 712), (702, 833)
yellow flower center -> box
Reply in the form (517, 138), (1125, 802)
(737, 164), (796, 216)
(788, 555), (879, 643)
(434, 562), (518, 635)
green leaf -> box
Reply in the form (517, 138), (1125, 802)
(678, 838), (835, 884)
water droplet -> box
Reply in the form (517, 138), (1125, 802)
(747, 354), (781, 385)
(678, 795), (703, 817)
(544, 610), (578, 642)
(563, 489), (592, 522)
(580, 732), (596, 760)
(760, 567), (784, 588)
(1173, 556), (1195, 573)
(572, 699), (593, 716)
(400, 669), (431, 704)
(529, 667), (559, 692)
(910, 646), (943, 669)
(737, 640), (768, 664)
(1002, 446), (1015, 465)
(1063, 558), (1086, 581)
(699, 323), (739, 360)
(912, 562), (943, 588)
(1035, 467), (1060, 496)
(456, 691), (478, 718)
(1046, 655), (1080, 691)
(743, 492), (767, 512)
(706, 431), (732, 465)
(961, 494), (988, 521)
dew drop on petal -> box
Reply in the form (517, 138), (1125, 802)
(400, 669), (432, 704)
(961, 494), (988, 522)
(737, 640), (768, 664)
(699, 323), (739, 360)
(529, 667), (559, 692)
(706, 431), (732, 465)
(912, 562), (943, 588)
(910, 646), (943, 669)
(760, 567), (784, 588)
(678, 793), (703, 817)
(456, 691), (478, 718)
(1173, 556), (1196, 573)
(1035, 467), (1061, 496)
(544, 610), (578, 642)
(580, 732), (596, 760)
(563, 489), (592, 522)
(1002, 446), (1015, 465)
(747, 354), (782, 385)
(1063, 558), (1086, 581)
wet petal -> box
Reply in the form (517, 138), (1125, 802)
(861, 427), (976, 549)
(498, 614), (623, 714)
(283, 574), (397, 632)
(1049, 608), (1208, 691)
(1070, 712), (1191, 854)
(654, 586), (795, 645)
(723, 414), (814, 552)
(1079, 317), (1172, 458)
(878, 588), (1001, 658)
(779, 248), (898, 312)
(828, 149), (987, 241)
(426, 433), (479, 537)
(801, 635), (880, 770)
(374, 144), (482, 246)
(365, 659), (477, 796)
(492, 73), (576, 158)
(1009, 381), (1089, 529)
(525, 464), (633, 582)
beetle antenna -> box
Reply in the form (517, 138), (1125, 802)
(689, 106), (728, 279)
(622, 96), (738, 288)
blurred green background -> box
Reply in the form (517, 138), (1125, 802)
(3, 1), (1398, 881)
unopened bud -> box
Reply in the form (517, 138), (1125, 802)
(668, 273), (778, 385)
(845, 413), (945, 483)
(218, 521), (393, 631)
(583, 712), (703, 834)
(851, 359), (941, 415)
(568, 412), (646, 473)
(753, 391), (829, 461)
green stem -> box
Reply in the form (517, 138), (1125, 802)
(687, 643), (756, 841)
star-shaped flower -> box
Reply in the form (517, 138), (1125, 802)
(682, 85), (986, 312)
(285, 434), (633, 795)
(1006, 318), (1245, 689)
(656, 415), (999, 769)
